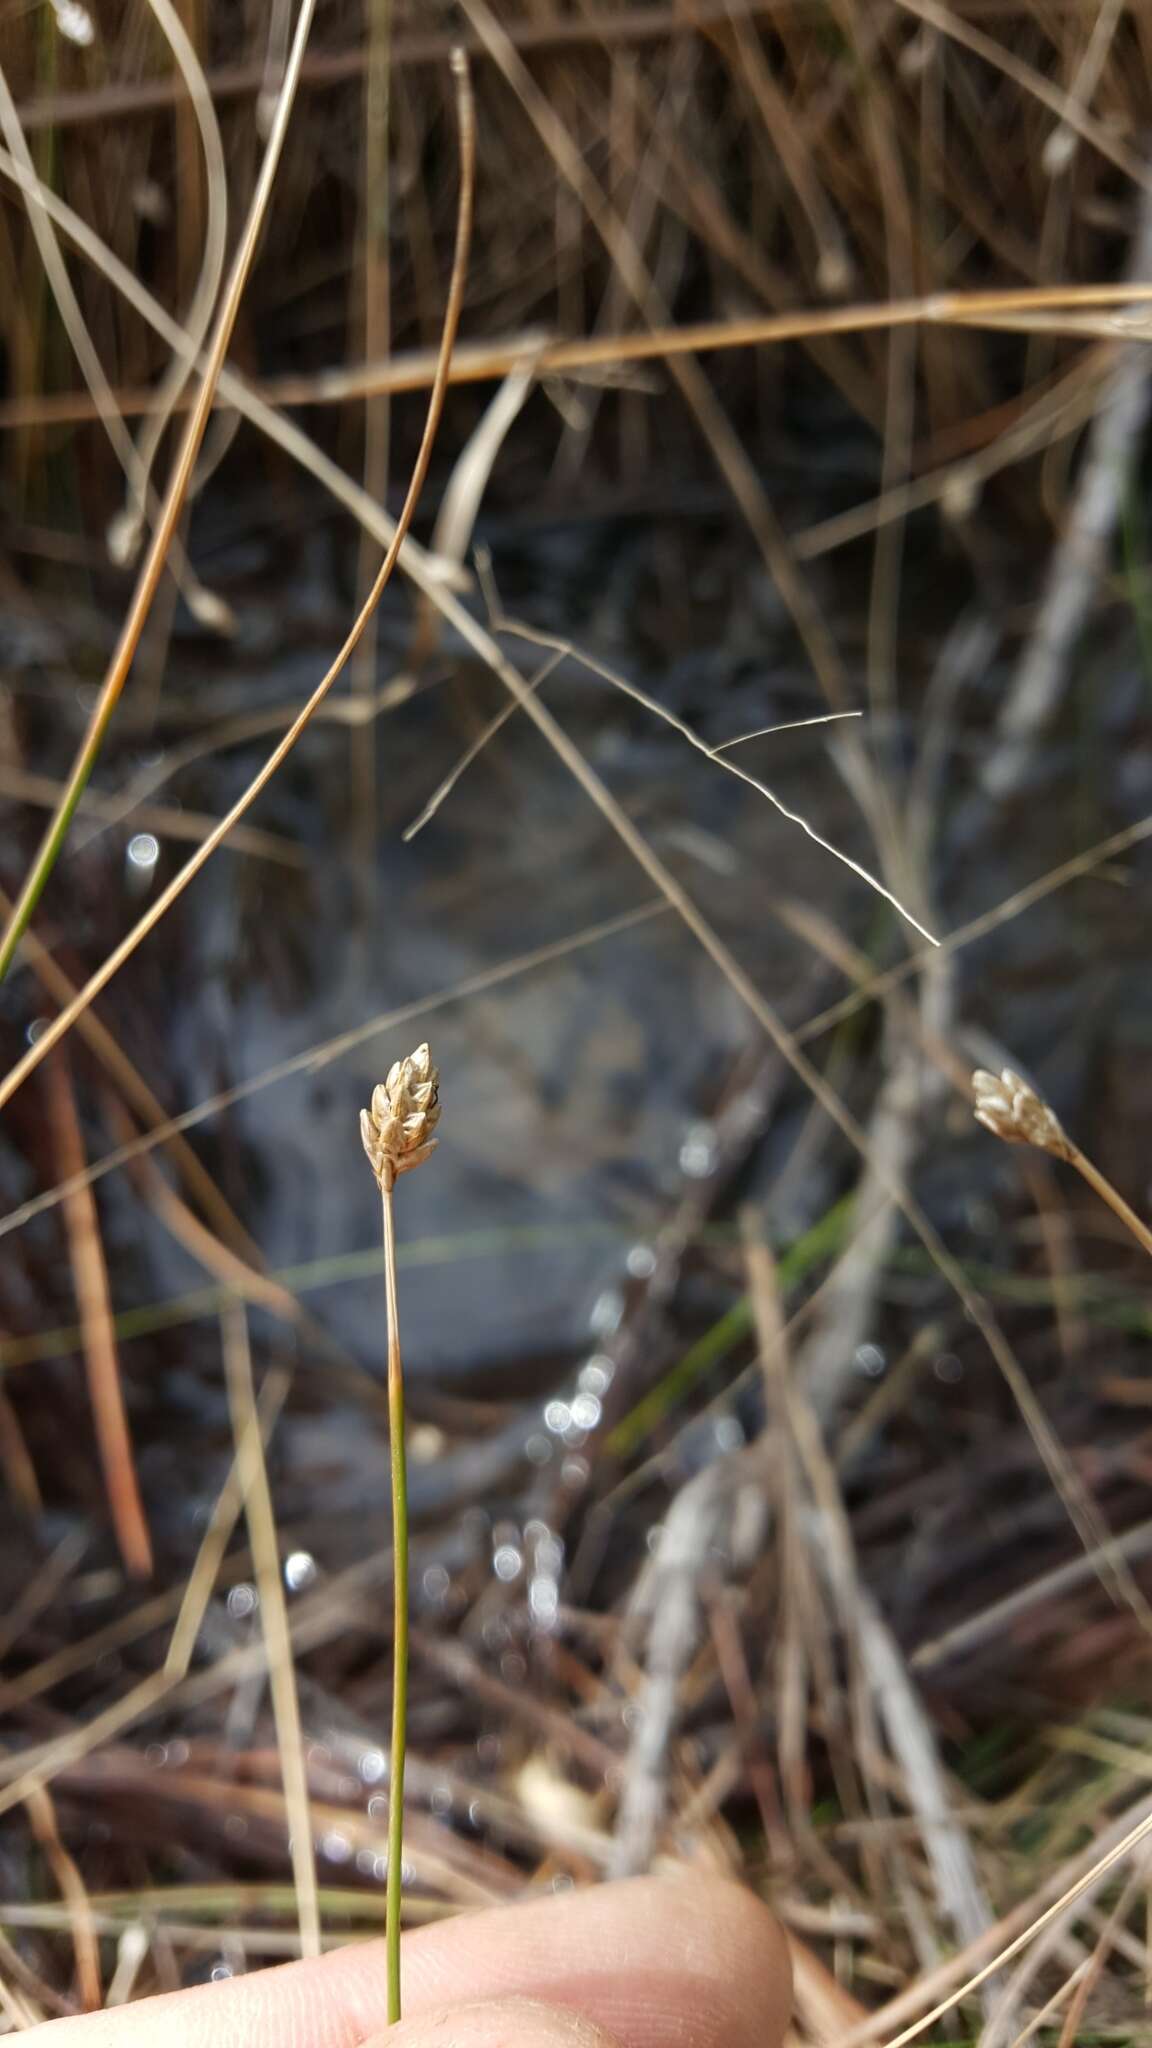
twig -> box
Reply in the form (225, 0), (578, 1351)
(609, 1453), (738, 1878)
(854, 1588), (998, 1988)
(360, 1045), (441, 2024)
(0, 1370), (290, 1820)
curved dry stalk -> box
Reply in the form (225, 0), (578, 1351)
(0, 137), (457, 604)
(485, 613), (934, 943)
(111, 0), (229, 563)
(0, 48), (475, 1113)
(0, 0), (319, 987)
(0, 61), (215, 622)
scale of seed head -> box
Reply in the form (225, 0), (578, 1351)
(361, 1042), (441, 1189)
(971, 1066), (1073, 1162)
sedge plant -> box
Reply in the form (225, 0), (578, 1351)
(973, 1065), (1152, 1262)
(360, 1043), (440, 2024)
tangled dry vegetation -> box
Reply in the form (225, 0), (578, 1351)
(6, 3), (1152, 2043)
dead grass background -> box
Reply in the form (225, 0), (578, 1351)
(4, 3), (1152, 2042)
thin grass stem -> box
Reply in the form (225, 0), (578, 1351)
(380, 1174), (407, 2024)
(360, 1044), (440, 2024)
(1068, 1145), (1152, 1264)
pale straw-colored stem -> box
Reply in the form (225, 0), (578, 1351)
(1068, 1144), (1152, 1263)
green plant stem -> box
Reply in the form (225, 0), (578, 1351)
(380, 1174), (407, 2025)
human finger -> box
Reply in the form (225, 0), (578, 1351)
(32, 1871), (791, 2048)
(360, 1996), (620, 2048)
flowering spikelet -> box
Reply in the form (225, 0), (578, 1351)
(361, 1043), (441, 1188)
(971, 1067), (1072, 1161)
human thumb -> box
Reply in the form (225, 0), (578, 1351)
(359, 1995), (623, 2048)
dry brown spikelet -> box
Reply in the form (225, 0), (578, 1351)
(361, 1042), (441, 1189)
(971, 1066), (1073, 1161)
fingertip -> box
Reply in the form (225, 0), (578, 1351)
(362, 1995), (623, 2048)
(637, 1870), (793, 2041)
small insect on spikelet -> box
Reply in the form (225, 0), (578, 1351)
(971, 1067), (1074, 1163)
(362, 1042), (440, 2026)
(361, 1041), (441, 1189)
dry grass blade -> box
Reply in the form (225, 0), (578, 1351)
(796, 810), (1152, 1047)
(911, 1516), (1152, 1673)
(401, 567), (1132, 1614)
(21, 1781), (101, 2011)
(0, 1531), (87, 1665)
(0, 54), (215, 624)
(403, 648), (564, 841)
(0, 0), (319, 983)
(0, 903), (666, 1245)
(892, 0), (1152, 192)
(0, 1384), (41, 1511)
(113, 0), (229, 566)
(0, 881), (259, 1261)
(0, 46), (475, 1111)
(484, 608), (934, 943)
(0, 763), (307, 866)
(11, 289), (1152, 431)
(0, 1372), (290, 1821)
(220, 1303), (321, 1961)
(610, 1453), (738, 1878)
(984, 188), (1152, 799)
(745, 1215), (997, 2008)
(46, 1052), (152, 1580)
(0, 135), (459, 604)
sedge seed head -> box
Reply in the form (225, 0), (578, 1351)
(972, 1066), (1071, 1160)
(361, 1042), (441, 1188)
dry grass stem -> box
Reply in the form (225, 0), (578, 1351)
(46, 1053), (152, 1580)
(0, 48), (474, 1110)
(0, 903), (664, 1247)
(221, 1303), (321, 1960)
(0, 0), (319, 982)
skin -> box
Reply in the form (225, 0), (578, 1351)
(29, 1874), (791, 2048)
